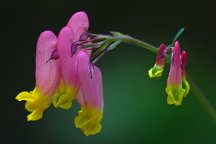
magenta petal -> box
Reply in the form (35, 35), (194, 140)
(167, 41), (182, 86)
(181, 50), (187, 76)
(77, 50), (103, 110)
(155, 43), (166, 66)
(35, 31), (60, 95)
(67, 11), (89, 41)
(57, 26), (79, 86)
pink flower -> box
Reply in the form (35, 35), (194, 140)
(53, 12), (90, 109)
(148, 43), (166, 78)
(75, 50), (103, 136)
(165, 41), (185, 106)
(16, 31), (60, 121)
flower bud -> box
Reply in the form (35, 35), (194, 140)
(148, 44), (166, 78)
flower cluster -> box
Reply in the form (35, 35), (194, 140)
(16, 11), (191, 136)
(148, 41), (190, 106)
(16, 11), (103, 136)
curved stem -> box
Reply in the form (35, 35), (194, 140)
(107, 36), (158, 53)
(90, 33), (158, 53)
(186, 74), (216, 122)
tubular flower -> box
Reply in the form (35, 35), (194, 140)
(53, 12), (90, 109)
(148, 44), (166, 78)
(165, 41), (185, 106)
(16, 31), (60, 121)
(181, 50), (190, 97)
(74, 50), (103, 136)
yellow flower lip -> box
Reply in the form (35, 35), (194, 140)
(165, 86), (185, 106)
(148, 65), (164, 78)
(16, 88), (52, 121)
(52, 82), (77, 109)
(74, 106), (103, 136)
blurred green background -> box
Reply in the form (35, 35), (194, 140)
(1, 0), (216, 143)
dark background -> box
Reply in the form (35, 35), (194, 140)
(1, 0), (216, 143)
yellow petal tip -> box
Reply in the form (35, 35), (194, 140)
(165, 86), (185, 106)
(74, 107), (103, 136)
(16, 88), (51, 121)
(52, 84), (77, 109)
(148, 66), (163, 78)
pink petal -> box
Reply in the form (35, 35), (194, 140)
(77, 50), (103, 110)
(167, 41), (182, 86)
(155, 43), (166, 66)
(36, 31), (60, 95)
(67, 11), (89, 41)
(57, 26), (79, 86)
(181, 50), (187, 76)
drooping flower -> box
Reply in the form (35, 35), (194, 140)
(16, 31), (60, 121)
(148, 43), (166, 78)
(74, 50), (103, 136)
(53, 11), (90, 109)
(165, 41), (185, 106)
(181, 50), (190, 97)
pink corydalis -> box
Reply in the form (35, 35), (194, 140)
(76, 50), (103, 110)
(167, 41), (182, 86)
(57, 12), (91, 86)
(155, 43), (166, 66)
(36, 31), (60, 95)
(58, 26), (81, 87)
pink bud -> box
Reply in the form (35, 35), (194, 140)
(181, 50), (187, 77)
(155, 43), (166, 66)
(167, 41), (182, 86)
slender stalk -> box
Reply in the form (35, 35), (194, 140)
(90, 33), (158, 53)
(186, 74), (216, 122)
(107, 36), (158, 53)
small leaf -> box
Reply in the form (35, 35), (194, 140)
(110, 31), (129, 37)
(172, 28), (185, 45)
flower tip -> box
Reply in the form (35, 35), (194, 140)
(148, 66), (163, 78)
(74, 107), (103, 136)
(160, 43), (166, 49)
(174, 41), (180, 48)
(58, 26), (74, 37)
(40, 30), (57, 38)
(74, 11), (88, 17)
(27, 110), (43, 121)
(67, 11), (89, 33)
(165, 86), (185, 106)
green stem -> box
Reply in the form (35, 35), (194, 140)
(106, 34), (216, 122)
(186, 74), (216, 122)
(108, 36), (158, 53)
(91, 34), (158, 53)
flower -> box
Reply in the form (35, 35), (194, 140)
(16, 31), (60, 121)
(148, 43), (166, 78)
(165, 41), (185, 106)
(53, 11), (90, 109)
(74, 50), (103, 136)
(181, 50), (190, 97)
